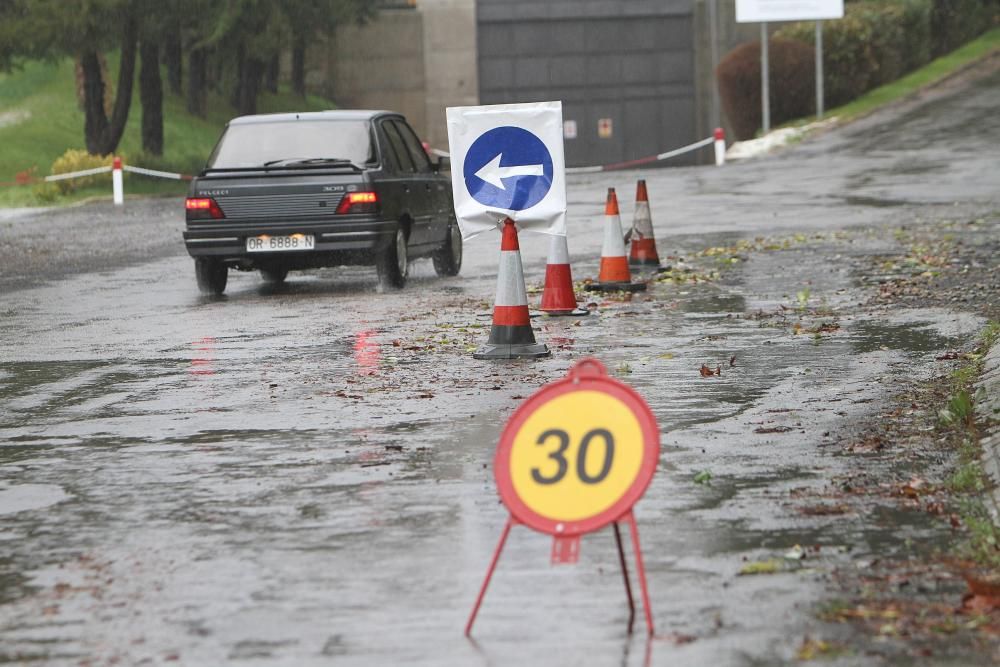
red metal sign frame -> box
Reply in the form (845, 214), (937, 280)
(493, 358), (660, 536)
(465, 358), (660, 638)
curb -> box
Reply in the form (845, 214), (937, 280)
(976, 343), (1000, 522)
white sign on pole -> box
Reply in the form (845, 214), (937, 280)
(445, 101), (566, 240)
(736, 0), (843, 23)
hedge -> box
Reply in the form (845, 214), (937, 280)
(776, 0), (932, 108)
(717, 0), (998, 137)
(716, 38), (816, 140)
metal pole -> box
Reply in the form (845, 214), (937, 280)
(613, 522), (636, 635)
(465, 517), (514, 636)
(709, 0), (720, 126)
(815, 21), (825, 119)
(761, 22), (770, 134)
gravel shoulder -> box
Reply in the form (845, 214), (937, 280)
(0, 197), (186, 292)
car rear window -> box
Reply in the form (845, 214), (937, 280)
(207, 120), (376, 168)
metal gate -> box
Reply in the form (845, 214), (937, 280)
(476, 0), (697, 168)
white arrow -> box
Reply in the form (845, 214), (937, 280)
(473, 153), (544, 190)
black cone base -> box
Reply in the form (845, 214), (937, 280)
(584, 281), (648, 293)
(541, 307), (590, 317)
(473, 342), (551, 360)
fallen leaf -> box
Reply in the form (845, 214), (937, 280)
(754, 425), (793, 434)
(797, 503), (850, 516)
(784, 545), (806, 561)
(797, 637), (837, 661)
(699, 364), (714, 377)
(693, 470), (713, 485)
(729, 355), (736, 367)
(739, 558), (783, 575)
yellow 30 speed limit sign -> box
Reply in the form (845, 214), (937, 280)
(495, 358), (660, 536)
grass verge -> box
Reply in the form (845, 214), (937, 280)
(942, 321), (1000, 569)
(0, 56), (335, 208)
(828, 27), (1000, 124)
(775, 26), (1000, 136)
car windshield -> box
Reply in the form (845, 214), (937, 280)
(207, 119), (376, 169)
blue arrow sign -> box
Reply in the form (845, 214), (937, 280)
(463, 126), (554, 211)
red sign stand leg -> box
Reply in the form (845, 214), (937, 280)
(624, 511), (655, 636)
(466, 513), (655, 638)
(612, 521), (636, 634)
(465, 516), (516, 637)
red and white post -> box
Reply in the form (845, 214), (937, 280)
(112, 156), (124, 205)
(714, 128), (726, 167)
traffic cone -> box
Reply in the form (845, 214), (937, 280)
(628, 179), (660, 268)
(474, 218), (550, 359)
(540, 234), (588, 316)
(586, 188), (647, 293)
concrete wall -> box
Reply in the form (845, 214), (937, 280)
(692, 0), (759, 149)
(476, 0), (699, 168)
(420, 0), (479, 149)
(323, 9), (428, 142)
(320, 1), (478, 151)
(315, 0), (757, 161)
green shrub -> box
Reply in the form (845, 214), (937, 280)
(931, 0), (996, 56)
(777, 0), (933, 108)
(716, 38), (816, 140)
(48, 149), (119, 195)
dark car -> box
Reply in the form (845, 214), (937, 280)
(182, 110), (461, 294)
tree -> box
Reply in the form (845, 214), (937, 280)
(163, 17), (183, 95)
(139, 38), (163, 155)
(80, 7), (138, 155)
(0, 0), (138, 155)
(283, 0), (375, 98)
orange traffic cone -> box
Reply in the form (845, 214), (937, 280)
(586, 188), (647, 293)
(540, 234), (588, 316)
(629, 179), (660, 267)
(474, 218), (550, 359)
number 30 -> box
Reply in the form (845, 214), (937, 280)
(531, 428), (615, 485)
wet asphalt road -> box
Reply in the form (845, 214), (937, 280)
(1, 62), (999, 665)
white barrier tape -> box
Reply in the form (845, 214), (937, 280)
(44, 166), (113, 182)
(431, 148), (450, 158)
(566, 135), (715, 174)
(122, 164), (189, 180)
(654, 136), (714, 162)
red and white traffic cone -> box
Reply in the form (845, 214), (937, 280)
(714, 128), (726, 166)
(586, 188), (647, 293)
(540, 234), (588, 316)
(474, 218), (550, 359)
(112, 156), (124, 206)
(628, 179), (660, 268)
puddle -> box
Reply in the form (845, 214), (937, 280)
(680, 293), (747, 314)
(842, 195), (912, 208)
(850, 321), (957, 354)
(0, 484), (71, 515)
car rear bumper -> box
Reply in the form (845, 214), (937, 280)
(183, 216), (396, 261)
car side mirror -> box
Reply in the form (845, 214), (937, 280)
(435, 156), (450, 173)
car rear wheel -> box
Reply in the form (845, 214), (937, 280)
(433, 219), (462, 277)
(195, 258), (228, 295)
(376, 226), (408, 289)
(260, 266), (289, 284)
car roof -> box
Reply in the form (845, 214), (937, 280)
(228, 110), (400, 125)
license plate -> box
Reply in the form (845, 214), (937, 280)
(246, 234), (315, 252)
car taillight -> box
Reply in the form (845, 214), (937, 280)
(185, 197), (225, 219)
(335, 191), (378, 215)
